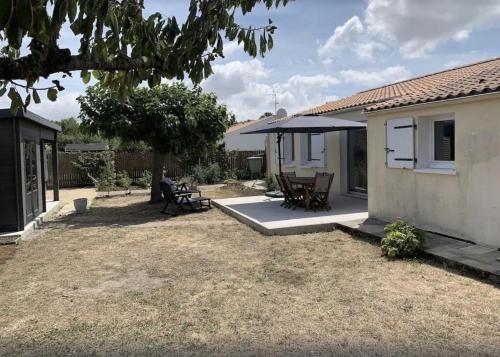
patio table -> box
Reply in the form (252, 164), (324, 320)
(288, 176), (315, 210)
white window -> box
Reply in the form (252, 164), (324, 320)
(275, 133), (295, 165)
(283, 133), (295, 165)
(415, 114), (456, 172)
(300, 133), (325, 167)
(430, 119), (455, 169)
(385, 117), (415, 169)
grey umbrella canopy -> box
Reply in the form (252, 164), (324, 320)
(240, 115), (367, 174)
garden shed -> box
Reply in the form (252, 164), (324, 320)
(0, 109), (61, 233)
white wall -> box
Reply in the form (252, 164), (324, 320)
(367, 94), (500, 248)
(223, 131), (266, 151)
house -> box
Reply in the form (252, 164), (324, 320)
(0, 109), (61, 236)
(266, 57), (500, 248)
(223, 109), (287, 151)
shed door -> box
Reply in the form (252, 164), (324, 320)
(385, 118), (415, 169)
(24, 141), (40, 223)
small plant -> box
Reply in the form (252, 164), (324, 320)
(93, 158), (116, 195)
(116, 170), (132, 193)
(72, 151), (115, 185)
(264, 174), (279, 192)
(381, 219), (425, 258)
(137, 170), (152, 189)
(193, 163), (222, 184)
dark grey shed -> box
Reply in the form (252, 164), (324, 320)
(0, 109), (61, 233)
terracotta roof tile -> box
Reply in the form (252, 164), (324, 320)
(302, 57), (500, 115)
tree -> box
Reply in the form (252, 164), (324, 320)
(78, 83), (234, 202)
(55, 116), (151, 152)
(0, 0), (289, 112)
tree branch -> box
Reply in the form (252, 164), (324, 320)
(0, 54), (167, 80)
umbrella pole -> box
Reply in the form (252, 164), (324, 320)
(277, 132), (283, 175)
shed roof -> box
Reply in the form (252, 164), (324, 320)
(303, 56), (500, 115)
(0, 109), (61, 131)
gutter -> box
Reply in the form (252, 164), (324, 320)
(363, 91), (500, 116)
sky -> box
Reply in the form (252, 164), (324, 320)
(2, 0), (500, 121)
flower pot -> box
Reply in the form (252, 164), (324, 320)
(73, 198), (88, 213)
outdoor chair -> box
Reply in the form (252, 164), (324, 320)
(309, 172), (334, 211)
(275, 174), (292, 207)
(282, 174), (305, 210)
(159, 181), (211, 215)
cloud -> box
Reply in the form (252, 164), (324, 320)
(200, 60), (340, 119)
(222, 41), (243, 57)
(365, 0), (500, 58)
(320, 1), (500, 61)
(0, 91), (81, 121)
(341, 65), (410, 86)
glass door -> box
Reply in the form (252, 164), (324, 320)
(24, 141), (39, 223)
(348, 129), (367, 194)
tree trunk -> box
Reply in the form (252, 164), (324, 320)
(150, 149), (165, 203)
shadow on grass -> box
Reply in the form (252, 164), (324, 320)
(48, 199), (211, 230)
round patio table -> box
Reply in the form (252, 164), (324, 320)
(288, 176), (315, 210)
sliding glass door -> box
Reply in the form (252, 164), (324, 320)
(348, 128), (367, 194)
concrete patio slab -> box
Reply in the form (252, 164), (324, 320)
(335, 219), (500, 280)
(213, 195), (368, 235)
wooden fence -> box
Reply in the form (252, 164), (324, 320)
(48, 150), (265, 188)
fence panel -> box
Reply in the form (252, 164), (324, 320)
(49, 150), (265, 188)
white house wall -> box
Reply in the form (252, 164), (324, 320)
(367, 94), (500, 248)
(223, 132), (266, 151)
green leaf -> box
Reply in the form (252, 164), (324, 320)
(0, 0), (13, 29)
(267, 34), (273, 50)
(47, 88), (58, 102)
(68, 0), (77, 22)
(8, 87), (22, 114)
(24, 93), (31, 109)
(32, 89), (40, 104)
(81, 70), (91, 84)
(16, 0), (33, 32)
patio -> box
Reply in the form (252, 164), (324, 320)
(213, 194), (368, 235)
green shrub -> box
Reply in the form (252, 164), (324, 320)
(264, 174), (279, 192)
(137, 170), (152, 189)
(116, 170), (132, 191)
(93, 158), (116, 194)
(381, 219), (425, 258)
(72, 151), (115, 185)
(193, 163), (221, 184)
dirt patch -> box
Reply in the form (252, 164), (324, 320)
(0, 245), (15, 265)
(0, 185), (499, 356)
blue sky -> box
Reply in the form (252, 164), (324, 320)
(3, 0), (500, 121)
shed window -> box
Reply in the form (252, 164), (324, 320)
(433, 120), (455, 162)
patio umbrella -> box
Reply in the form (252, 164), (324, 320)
(240, 115), (366, 174)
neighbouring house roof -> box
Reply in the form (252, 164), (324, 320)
(226, 115), (277, 134)
(303, 56), (500, 115)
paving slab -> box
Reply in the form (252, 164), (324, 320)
(213, 195), (368, 236)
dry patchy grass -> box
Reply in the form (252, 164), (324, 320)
(0, 186), (499, 356)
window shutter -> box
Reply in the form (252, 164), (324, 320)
(283, 133), (294, 164)
(385, 118), (415, 169)
(310, 133), (326, 167)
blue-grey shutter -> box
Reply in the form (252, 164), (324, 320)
(385, 118), (415, 169)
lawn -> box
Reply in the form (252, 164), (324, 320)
(0, 185), (499, 356)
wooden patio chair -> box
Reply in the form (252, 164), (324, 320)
(310, 172), (335, 211)
(282, 174), (305, 210)
(159, 181), (211, 215)
(275, 174), (292, 207)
